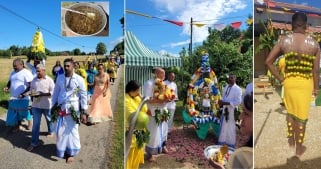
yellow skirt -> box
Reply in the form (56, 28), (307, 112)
(126, 136), (145, 169)
(283, 77), (313, 122)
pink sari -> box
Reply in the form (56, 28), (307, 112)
(88, 73), (113, 123)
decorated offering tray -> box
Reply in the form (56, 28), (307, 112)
(204, 145), (234, 165)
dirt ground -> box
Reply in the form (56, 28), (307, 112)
(140, 125), (218, 169)
(0, 65), (123, 169)
(254, 86), (321, 169)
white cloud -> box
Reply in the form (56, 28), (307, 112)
(108, 36), (124, 50)
(168, 39), (190, 48)
(158, 49), (180, 57)
(152, 0), (248, 43)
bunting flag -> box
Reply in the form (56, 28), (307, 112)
(126, 9), (154, 18)
(193, 23), (206, 27)
(231, 21), (242, 29)
(163, 19), (184, 26)
(266, 0), (276, 8)
(127, 9), (249, 29)
(126, 9), (184, 27)
(246, 18), (253, 25)
(213, 23), (226, 31)
(282, 7), (291, 11)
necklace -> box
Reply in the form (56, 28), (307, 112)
(65, 74), (73, 91)
(225, 85), (232, 97)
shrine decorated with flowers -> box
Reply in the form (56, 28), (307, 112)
(183, 51), (222, 140)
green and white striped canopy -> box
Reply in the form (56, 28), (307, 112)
(125, 31), (182, 67)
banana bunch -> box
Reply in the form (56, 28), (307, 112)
(31, 30), (45, 53)
(212, 145), (229, 165)
(28, 28), (46, 60)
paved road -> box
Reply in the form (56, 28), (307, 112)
(0, 65), (123, 169)
(254, 87), (321, 169)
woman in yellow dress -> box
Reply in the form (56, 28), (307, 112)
(105, 58), (117, 85)
(125, 80), (149, 169)
(74, 61), (87, 91)
(265, 12), (320, 158)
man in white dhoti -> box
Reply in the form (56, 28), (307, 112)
(164, 72), (178, 133)
(143, 67), (171, 162)
(218, 74), (242, 148)
(51, 58), (88, 163)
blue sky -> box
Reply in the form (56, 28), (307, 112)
(126, 0), (253, 56)
(0, 0), (124, 53)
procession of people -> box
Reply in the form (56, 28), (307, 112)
(3, 55), (119, 164)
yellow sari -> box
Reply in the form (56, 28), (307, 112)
(125, 94), (148, 169)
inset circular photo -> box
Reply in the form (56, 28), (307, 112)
(61, 1), (109, 37)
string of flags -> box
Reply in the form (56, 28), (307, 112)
(126, 9), (252, 30)
(257, 0), (321, 17)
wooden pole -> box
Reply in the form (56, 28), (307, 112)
(189, 17), (193, 56)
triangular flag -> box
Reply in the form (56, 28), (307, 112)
(193, 23), (206, 27)
(213, 23), (226, 31)
(231, 21), (242, 29)
(126, 9), (153, 18)
(282, 7), (291, 11)
(266, 0), (276, 8)
(246, 18), (253, 25)
(163, 19), (184, 26)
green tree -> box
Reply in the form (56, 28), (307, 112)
(96, 42), (107, 55)
(176, 21), (253, 101)
(21, 46), (30, 56)
(9, 45), (21, 56)
(220, 26), (241, 43)
(73, 48), (81, 55)
(111, 40), (124, 55)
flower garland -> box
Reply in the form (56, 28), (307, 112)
(133, 129), (150, 149)
(154, 108), (171, 125)
(50, 104), (80, 124)
(50, 104), (61, 123)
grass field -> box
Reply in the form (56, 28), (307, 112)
(107, 73), (124, 169)
(0, 55), (106, 115)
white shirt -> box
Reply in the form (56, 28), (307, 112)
(245, 82), (253, 96)
(52, 73), (88, 112)
(222, 83), (242, 108)
(30, 75), (55, 109)
(164, 80), (178, 109)
(9, 68), (33, 99)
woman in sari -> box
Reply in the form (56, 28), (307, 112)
(265, 12), (320, 158)
(125, 80), (149, 169)
(88, 64), (113, 124)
